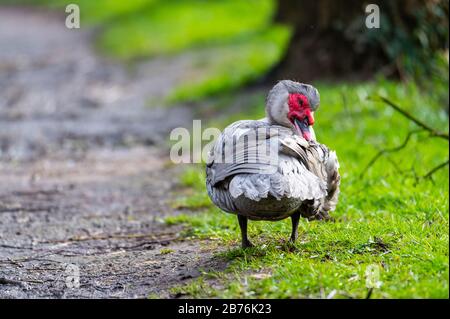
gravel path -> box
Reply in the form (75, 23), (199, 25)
(0, 6), (220, 298)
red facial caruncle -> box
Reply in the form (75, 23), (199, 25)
(287, 93), (315, 140)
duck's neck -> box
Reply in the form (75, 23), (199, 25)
(262, 116), (317, 141)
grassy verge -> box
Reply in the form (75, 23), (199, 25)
(97, 0), (277, 58)
(166, 80), (449, 298)
(165, 26), (291, 103)
(96, 0), (290, 103)
(4, 0), (290, 103)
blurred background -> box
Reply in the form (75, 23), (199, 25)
(0, 0), (448, 298)
(2, 0), (449, 103)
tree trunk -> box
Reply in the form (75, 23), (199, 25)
(271, 0), (448, 82)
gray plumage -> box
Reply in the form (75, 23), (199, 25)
(206, 80), (340, 247)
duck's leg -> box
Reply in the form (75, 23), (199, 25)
(237, 215), (253, 248)
(290, 211), (301, 242)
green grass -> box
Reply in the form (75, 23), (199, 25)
(166, 26), (291, 103)
(94, 0), (290, 103)
(8, 0), (291, 103)
(160, 248), (175, 255)
(166, 80), (449, 298)
(98, 0), (277, 58)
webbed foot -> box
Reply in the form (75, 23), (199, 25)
(242, 239), (254, 249)
(237, 215), (254, 249)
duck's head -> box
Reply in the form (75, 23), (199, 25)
(265, 80), (320, 141)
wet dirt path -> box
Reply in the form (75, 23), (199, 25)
(0, 7), (219, 298)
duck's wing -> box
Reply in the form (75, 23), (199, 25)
(303, 142), (341, 214)
(206, 120), (327, 203)
(206, 120), (278, 186)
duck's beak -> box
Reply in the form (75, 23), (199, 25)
(294, 118), (311, 141)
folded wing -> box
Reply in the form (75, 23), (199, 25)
(206, 120), (328, 208)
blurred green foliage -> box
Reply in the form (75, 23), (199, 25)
(347, 1), (449, 109)
(98, 0), (277, 58)
(167, 80), (449, 298)
(167, 26), (291, 103)
(5, 0), (448, 105)
(9, 0), (290, 103)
